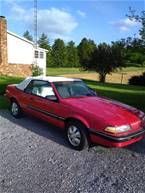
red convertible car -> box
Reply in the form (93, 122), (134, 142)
(6, 76), (145, 150)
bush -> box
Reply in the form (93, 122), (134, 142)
(32, 65), (43, 76)
(128, 52), (145, 65)
(129, 72), (145, 86)
(142, 61), (145, 67)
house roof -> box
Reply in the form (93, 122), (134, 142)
(7, 30), (48, 52)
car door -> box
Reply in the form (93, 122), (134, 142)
(24, 80), (65, 128)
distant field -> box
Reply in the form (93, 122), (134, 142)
(47, 67), (83, 76)
(121, 66), (145, 72)
(47, 66), (145, 84)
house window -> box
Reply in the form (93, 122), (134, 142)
(34, 50), (39, 58)
(40, 52), (44, 59)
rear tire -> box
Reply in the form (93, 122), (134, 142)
(10, 100), (22, 118)
(66, 120), (89, 151)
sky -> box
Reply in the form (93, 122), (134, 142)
(0, 0), (144, 45)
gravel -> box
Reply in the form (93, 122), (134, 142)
(0, 110), (145, 193)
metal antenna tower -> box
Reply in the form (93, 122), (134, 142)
(34, 0), (37, 49)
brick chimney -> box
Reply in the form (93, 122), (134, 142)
(0, 16), (8, 74)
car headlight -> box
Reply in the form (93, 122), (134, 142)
(105, 125), (132, 134)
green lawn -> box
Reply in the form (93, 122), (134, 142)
(0, 76), (24, 95)
(0, 76), (24, 109)
(84, 79), (145, 112)
(0, 75), (145, 112)
(0, 96), (9, 109)
(120, 66), (145, 73)
(47, 67), (90, 76)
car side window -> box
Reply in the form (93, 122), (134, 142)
(25, 80), (56, 99)
(25, 81), (33, 94)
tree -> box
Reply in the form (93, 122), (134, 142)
(127, 7), (145, 43)
(126, 8), (145, 67)
(38, 33), (53, 67)
(66, 41), (79, 67)
(23, 30), (33, 41)
(38, 33), (50, 50)
(127, 37), (144, 65)
(113, 37), (145, 66)
(78, 38), (96, 68)
(51, 39), (67, 67)
(90, 43), (125, 82)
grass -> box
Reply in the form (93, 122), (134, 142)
(47, 66), (145, 84)
(0, 76), (24, 109)
(47, 67), (81, 76)
(119, 66), (145, 73)
(0, 96), (9, 109)
(84, 79), (145, 112)
(47, 66), (145, 76)
(47, 67), (92, 76)
(0, 76), (24, 95)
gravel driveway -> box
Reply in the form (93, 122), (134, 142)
(0, 110), (145, 193)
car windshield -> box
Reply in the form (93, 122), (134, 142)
(54, 81), (96, 99)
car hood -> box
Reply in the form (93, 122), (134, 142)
(64, 96), (144, 126)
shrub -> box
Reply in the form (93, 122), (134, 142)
(142, 61), (145, 67)
(129, 72), (145, 86)
(32, 64), (43, 76)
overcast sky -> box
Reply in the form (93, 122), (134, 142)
(0, 0), (144, 44)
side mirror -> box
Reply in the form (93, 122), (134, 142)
(46, 95), (58, 102)
(88, 87), (97, 96)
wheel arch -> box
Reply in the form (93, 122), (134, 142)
(10, 97), (17, 103)
(65, 117), (91, 145)
(65, 116), (90, 132)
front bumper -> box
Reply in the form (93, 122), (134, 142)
(89, 127), (145, 147)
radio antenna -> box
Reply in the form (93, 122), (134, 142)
(34, 0), (37, 49)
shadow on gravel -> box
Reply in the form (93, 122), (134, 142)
(125, 138), (145, 155)
(0, 110), (145, 155)
(0, 110), (71, 150)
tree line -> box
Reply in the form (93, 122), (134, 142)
(23, 30), (145, 82)
(23, 8), (145, 82)
(23, 31), (80, 67)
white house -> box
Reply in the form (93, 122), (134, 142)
(0, 16), (47, 77)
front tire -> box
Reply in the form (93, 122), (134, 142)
(10, 100), (22, 118)
(66, 120), (89, 151)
